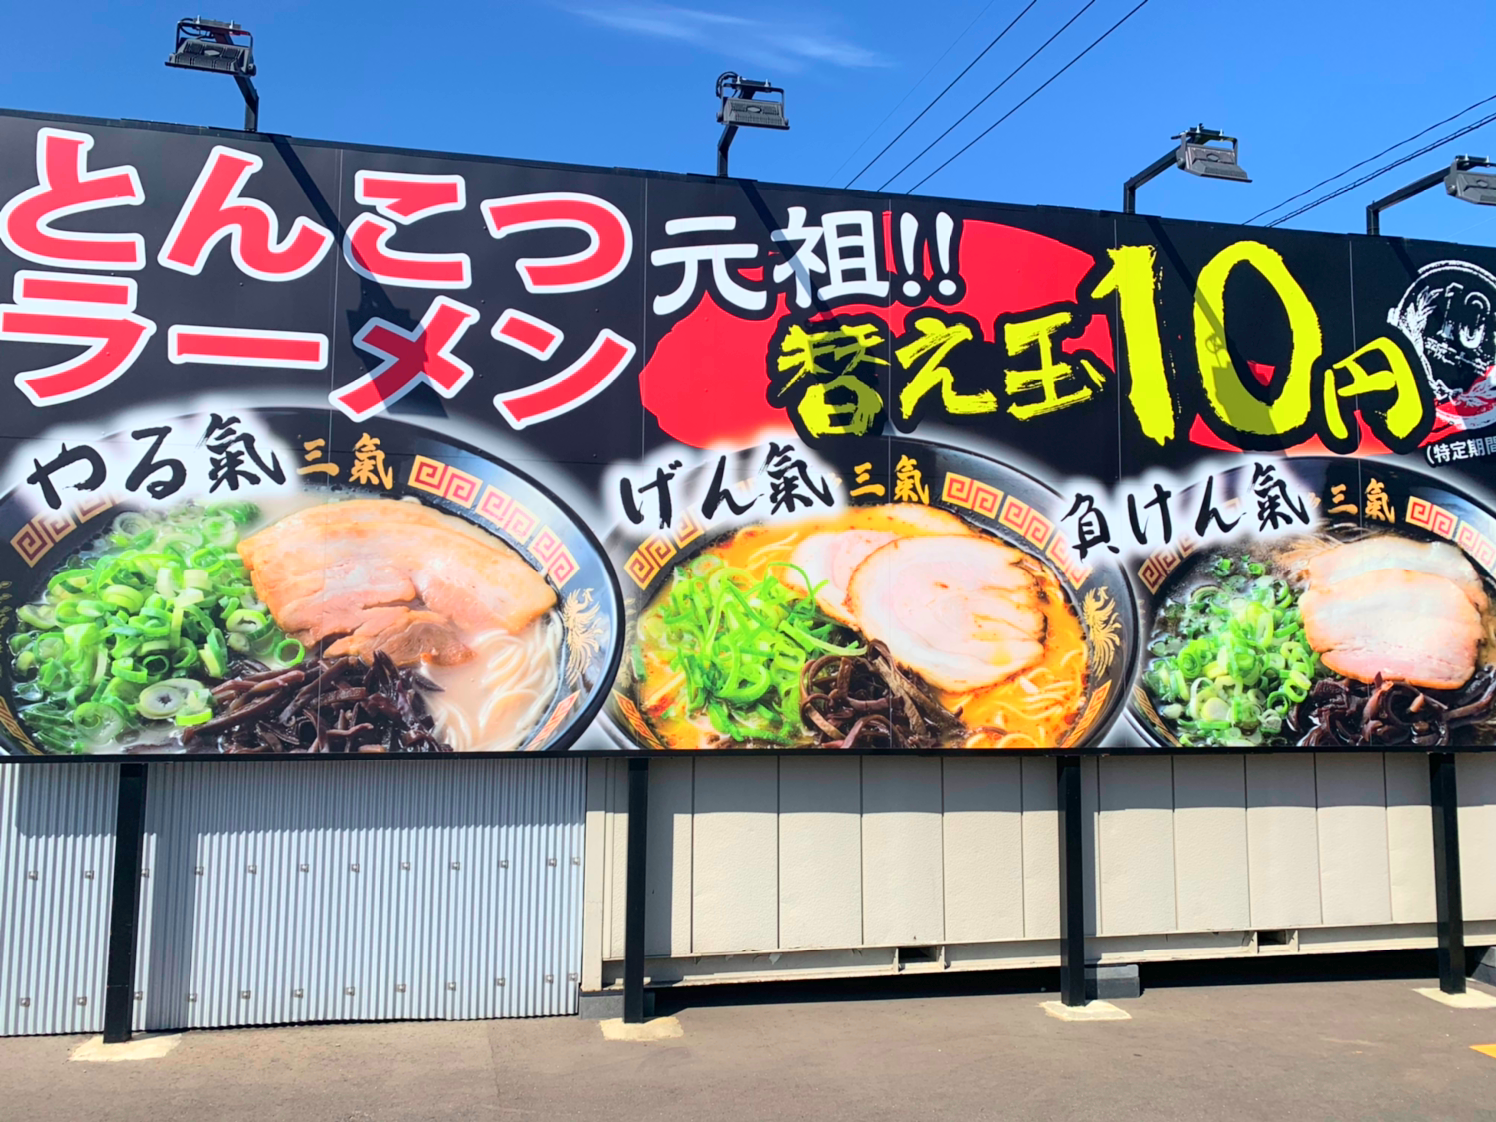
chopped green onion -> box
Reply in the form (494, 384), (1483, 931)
(200, 639), (225, 678)
(225, 608), (269, 635)
(137, 682), (189, 719)
(1145, 554), (1329, 749)
(8, 501), (294, 754)
(639, 556), (861, 744)
(271, 638), (305, 667)
(16, 603), (56, 629)
(73, 702), (125, 747)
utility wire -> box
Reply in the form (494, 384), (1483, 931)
(1264, 107), (1496, 227)
(1245, 92), (1496, 225)
(905, 0), (1154, 194)
(1450, 208), (1496, 238)
(842, 0), (1037, 188)
(876, 0), (1101, 192)
(827, 0), (1002, 186)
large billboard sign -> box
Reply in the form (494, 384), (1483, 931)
(1, 108), (1494, 757)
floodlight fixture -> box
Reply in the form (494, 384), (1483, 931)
(1446, 159), (1496, 208)
(1366, 155), (1496, 235)
(1122, 125), (1251, 214)
(166, 17), (259, 132)
(715, 72), (788, 178)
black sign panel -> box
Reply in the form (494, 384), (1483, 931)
(0, 108), (1493, 757)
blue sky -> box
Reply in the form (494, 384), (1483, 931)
(1, 0), (1494, 244)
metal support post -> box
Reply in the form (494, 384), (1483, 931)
(717, 124), (738, 178)
(1430, 751), (1466, 995)
(1122, 150), (1177, 214)
(1057, 755), (1086, 1007)
(236, 75), (259, 132)
(102, 762), (149, 1043)
(1366, 166), (1449, 235)
(623, 756), (650, 1023)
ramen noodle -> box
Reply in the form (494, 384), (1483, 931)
(631, 503), (1090, 750)
(8, 495), (566, 754)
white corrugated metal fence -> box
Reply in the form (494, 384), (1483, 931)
(0, 764), (117, 1036)
(1, 758), (586, 1036)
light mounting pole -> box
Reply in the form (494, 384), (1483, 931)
(716, 72), (788, 178)
(166, 17), (259, 132)
(1367, 155), (1496, 235)
(1123, 125), (1251, 215)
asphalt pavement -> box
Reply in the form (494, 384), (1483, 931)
(4, 962), (1496, 1121)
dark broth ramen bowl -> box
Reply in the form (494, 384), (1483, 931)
(1125, 456), (1496, 750)
(602, 437), (1139, 752)
(0, 407), (623, 757)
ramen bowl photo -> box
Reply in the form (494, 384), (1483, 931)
(606, 439), (1138, 751)
(1127, 458), (1496, 749)
(0, 409), (623, 757)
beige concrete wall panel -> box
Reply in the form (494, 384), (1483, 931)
(1020, 757), (1059, 939)
(581, 759), (614, 990)
(1172, 755), (1249, 933)
(1314, 753), (1392, 927)
(778, 757), (863, 950)
(1457, 753), (1496, 921)
(691, 758), (779, 954)
(1383, 753), (1435, 924)
(585, 749), (1496, 992)
(940, 758), (1024, 943)
(1245, 754), (1323, 929)
(1082, 758), (1099, 936)
(647, 758), (694, 957)
(860, 757), (944, 946)
(605, 760), (627, 962)
(1097, 757), (1176, 936)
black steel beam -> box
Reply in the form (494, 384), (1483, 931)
(1430, 751), (1466, 995)
(102, 762), (149, 1043)
(1057, 755), (1086, 1007)
(623, 757), (650, 1023)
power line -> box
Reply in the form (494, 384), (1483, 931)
(1264, 108), (1496, 227)
(842, 0), (1037, 188)
(1245, 92), (1496, 225)
(827, 0), (1003, 186)
(905, 0), (1154, 194)
(876, 0), (1102, 192)
(1449, 208), (1496, 239)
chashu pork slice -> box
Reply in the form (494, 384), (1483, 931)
(1300, 567), (1483, 690)
(846, 534), (1046, 692)
(778, 505), (975, 625)
(867, 504), (976, 537)
(238, 498), (556, 667)
(781, 530), (897, 626)
(1307, 538), (1488, 611)
(322, 606), (470, 666)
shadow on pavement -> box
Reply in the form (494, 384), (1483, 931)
(652, 946), (1488, 1016)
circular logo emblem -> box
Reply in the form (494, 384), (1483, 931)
(1389, 260), (1496, 430)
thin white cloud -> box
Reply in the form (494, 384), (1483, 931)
(569, 4), (890, 72)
